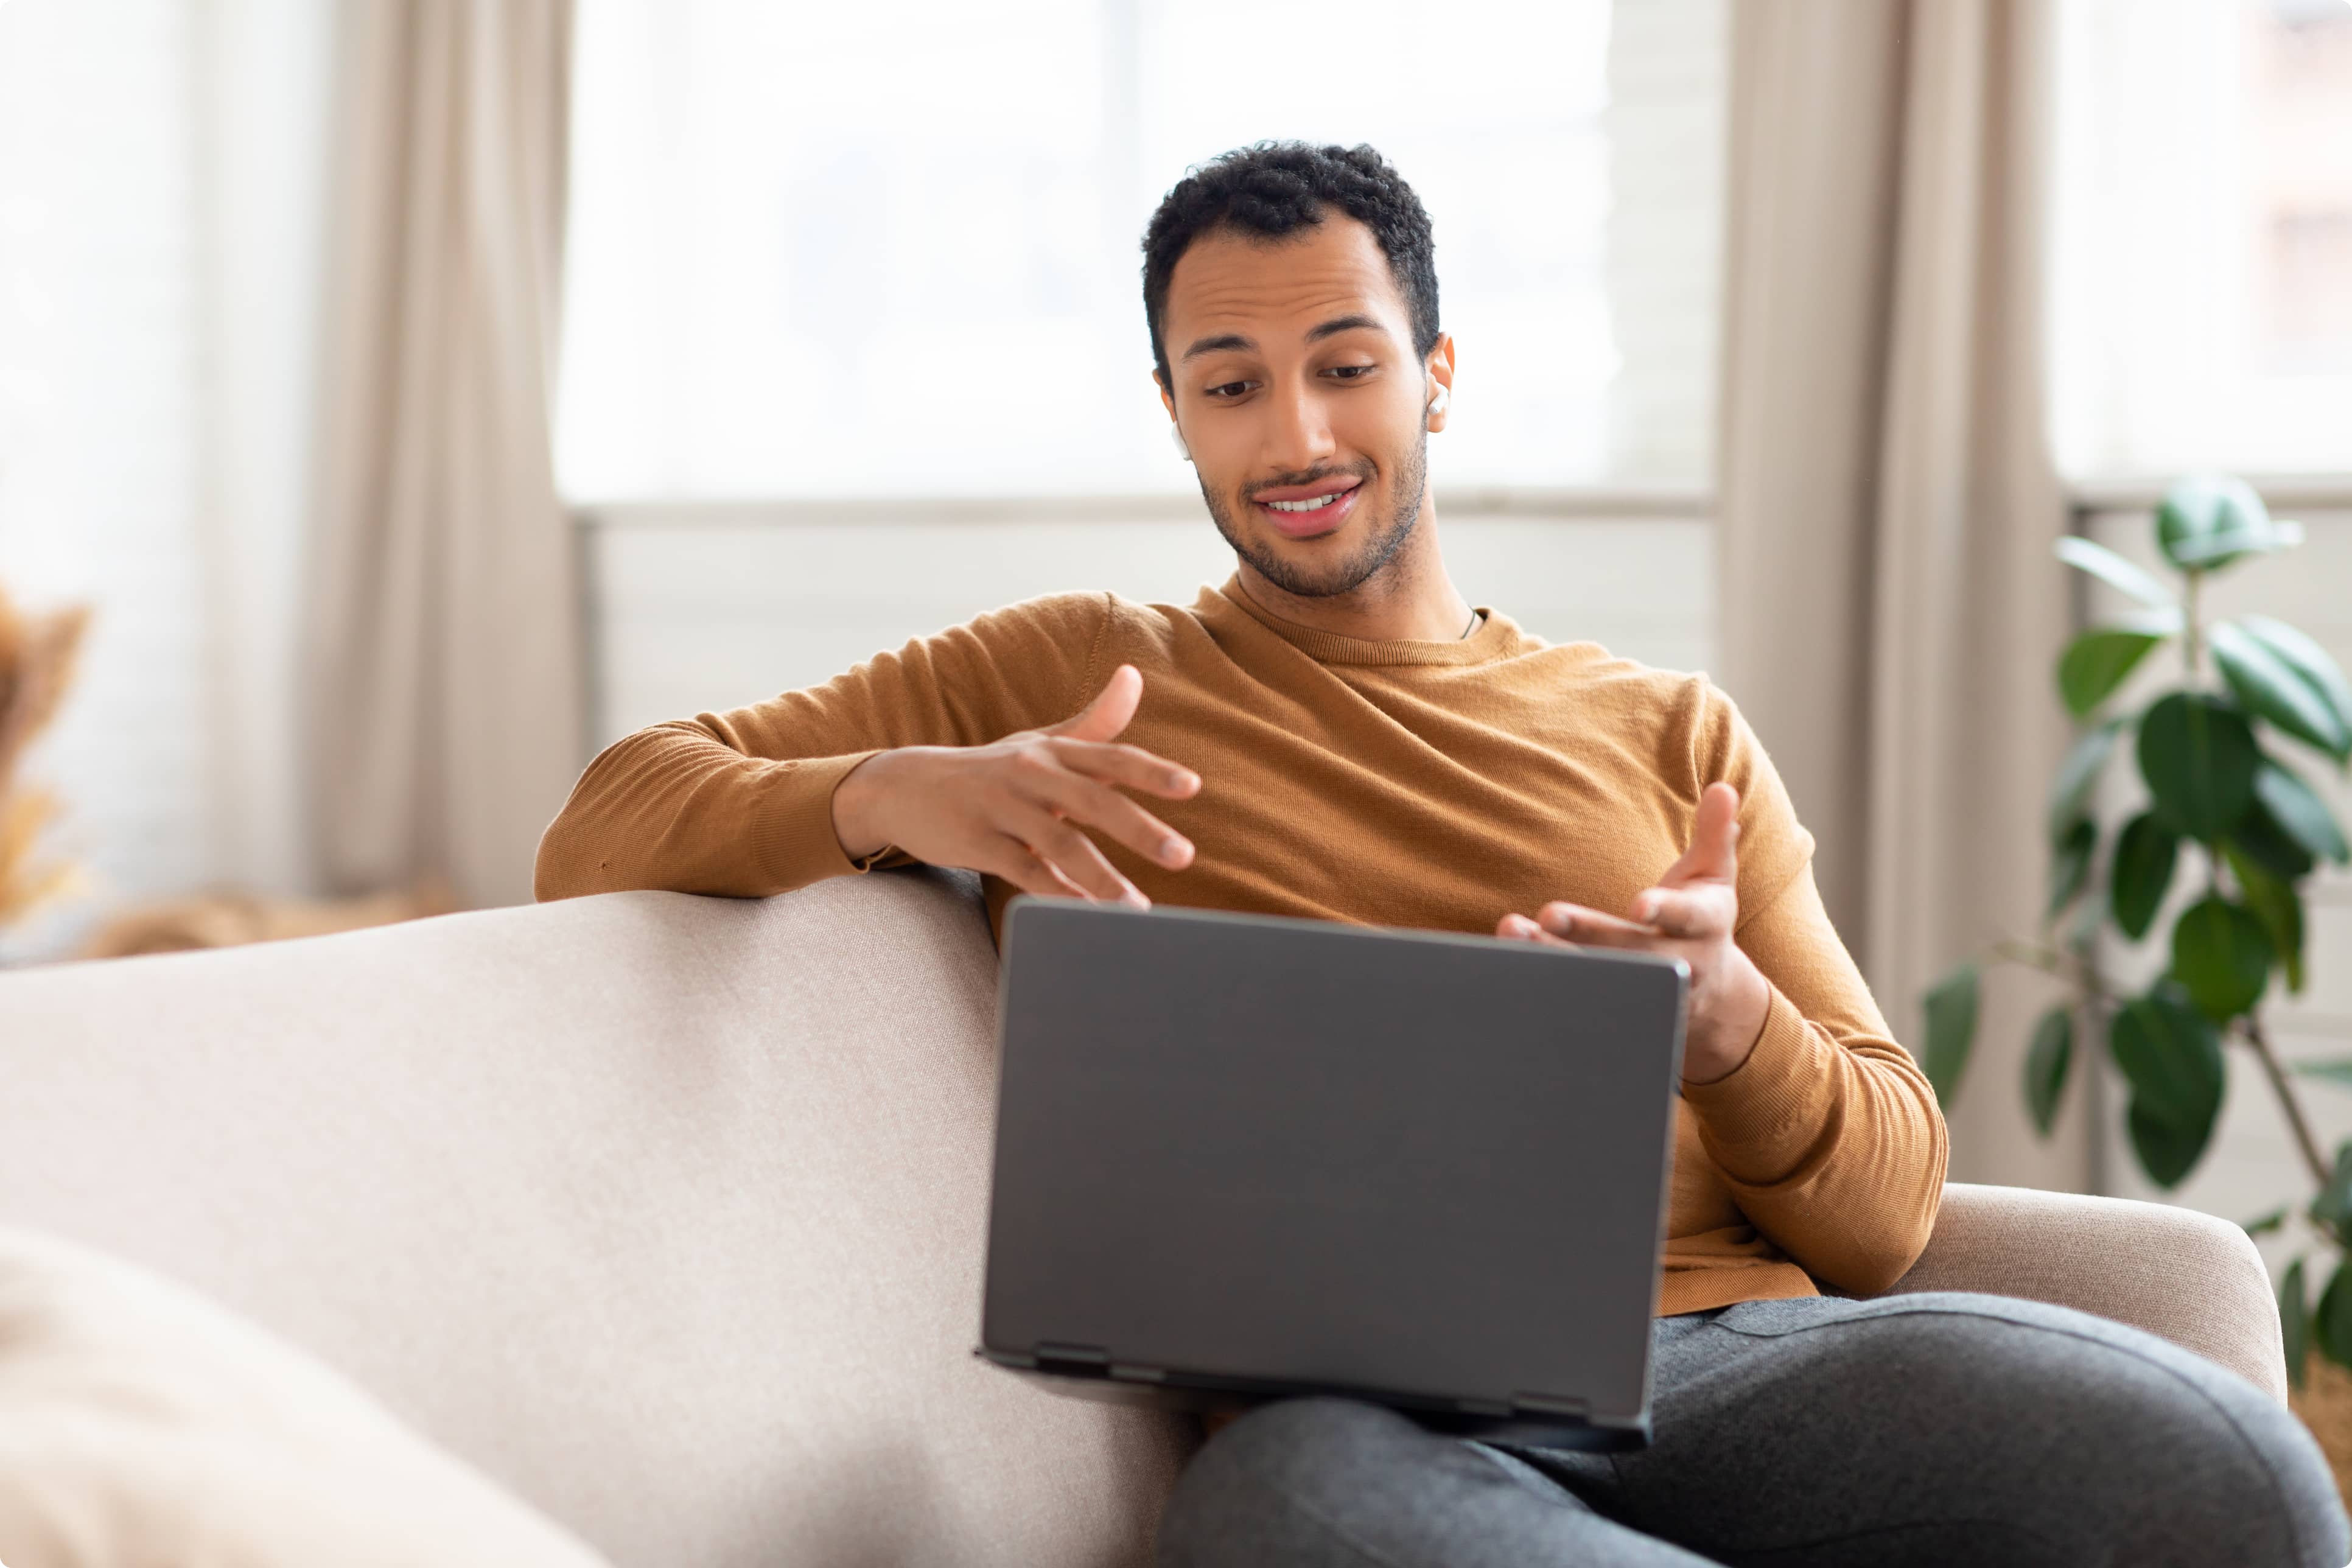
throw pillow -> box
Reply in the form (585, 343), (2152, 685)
(0, 1226), (609, 1568)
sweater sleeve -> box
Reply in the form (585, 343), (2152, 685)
(533, 592), (1111, 901)
(1674, 684), (1949, 1295)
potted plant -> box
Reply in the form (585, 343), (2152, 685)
(1923, 476), (2351, 1391)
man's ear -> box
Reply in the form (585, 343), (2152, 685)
(1424, 334), (1457, 433)
(1155, 371), (1175, 422)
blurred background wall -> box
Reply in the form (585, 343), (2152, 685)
(0, 0), (331, 926)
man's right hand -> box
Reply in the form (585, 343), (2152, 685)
(828, 664), (1200, 906)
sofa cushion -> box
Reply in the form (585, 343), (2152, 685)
(0, 869), (1194, 1566)
(0, 1225), (606, 1568)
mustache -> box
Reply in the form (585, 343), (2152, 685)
(1241, 461), (1373, 502)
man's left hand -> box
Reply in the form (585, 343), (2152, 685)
(1497, 782), (1771, 1085)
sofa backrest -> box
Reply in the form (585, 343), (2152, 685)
(0, 871), (1191, 1566)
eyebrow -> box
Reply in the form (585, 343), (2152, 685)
(1178, 313), (1392, 362)
(1306, 312), (1385, 343)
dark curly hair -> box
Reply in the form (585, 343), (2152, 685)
(1141, 142), (1440, 388)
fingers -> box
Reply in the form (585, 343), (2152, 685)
(978, 838), (1093, 903)
(1014, 808), (1149, 907)
(1538, 900), (1651, 940)
(1628, 884), (1735, 940)
(1661, 783), (1741, 886)
(1049, 737), (1201, 801)
(1021, 768), (1194, 870)
(1054, 771), (1185, 869)
(1045, 663), (1143, 743)
(1533, 900), (1687, 954)
(1497, 913), (1575, 947)
(1500, 914), (1578, 948)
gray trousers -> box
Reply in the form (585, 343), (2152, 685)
(1157, 1292), (2350, 1567)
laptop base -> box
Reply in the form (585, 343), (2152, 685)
(977, 1348), (1652, 1452)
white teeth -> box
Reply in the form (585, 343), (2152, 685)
(1266, 492), (1343, 513)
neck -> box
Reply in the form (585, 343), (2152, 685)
(1234, 499), (1474, 643)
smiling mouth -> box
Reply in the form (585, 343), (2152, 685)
(1251, 477), (1365, 538)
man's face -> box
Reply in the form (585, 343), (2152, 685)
(1157, 217), (1452, 600)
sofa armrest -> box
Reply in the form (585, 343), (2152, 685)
(1881, 1183), (2286, 1402)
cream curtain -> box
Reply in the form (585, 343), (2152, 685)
(1718, 1), (2082, 1188)
(307, 0), (579, 909)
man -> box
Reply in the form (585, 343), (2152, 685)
(537, 143), (2342, 1565)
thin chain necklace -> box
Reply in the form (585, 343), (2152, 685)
(1461, 607), (1482, 639)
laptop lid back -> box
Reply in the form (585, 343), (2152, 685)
(982, 900), (1688, 1430)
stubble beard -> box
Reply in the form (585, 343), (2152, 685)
(1202, 427), (1429, 600)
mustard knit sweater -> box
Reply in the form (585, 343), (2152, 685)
(536, 579), (1949, 1315)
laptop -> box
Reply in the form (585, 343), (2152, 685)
(976, 898), (1689, 1451)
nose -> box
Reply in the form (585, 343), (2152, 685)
(1259, 371), (1337, 475)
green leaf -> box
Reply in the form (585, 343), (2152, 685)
(2057, 628), (2167, 718)
(2109, 811), (2180, 941)
(2243, 1206), (2289, 1236)
(2155, 475), (2301, 570)
(2241, 614), (2352, 762)
(2048, 720), (2124, 842)
(2313, 1143), (2352, 1230)
(2169, 895), (2275, 1021)
(2109, 989), (2225, 1136)
(2055, 535), (2181, 611)
(2253, 759), (2350, 866)
(2283, 1256), (2312, 1390)
(2294, 1060), (2352, 1091)
(2137, 692), (2259, 841)
(2320, 1259), (2352, 1373)
(2048, 818), (2097, 919)
(2126, 1100), (2213, 1189)
(2023, 1005), (2073, 1136)
(2211, 620), (2352, 759)
(1920, 962), (1980, 1105)
(2228, 796), (2319, 882)
(2228, 845), (2306, 993)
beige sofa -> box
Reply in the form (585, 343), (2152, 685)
(0, 868), (2288, 1564)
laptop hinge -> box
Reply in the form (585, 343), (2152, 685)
(1028, 1343), (1169, 1382)
(1511, 1392), (1592, 1419)
(1032, 1341), (1112, 1376)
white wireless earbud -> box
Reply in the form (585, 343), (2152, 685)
(1171, 422), (1192, 461)
(1426, 383), (1451, 423)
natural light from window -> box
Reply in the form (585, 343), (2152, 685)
(556, 0), (1724, 502)
(2052, 0), (2352, 480)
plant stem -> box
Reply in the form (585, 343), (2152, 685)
(2071, 928), (2112, 1016)
(2243, 1011), (2333, 1191)
(1989, 937), (2065, 974)
(2183, 569), (2205, 685)
(1986, 937), (2130, 1009)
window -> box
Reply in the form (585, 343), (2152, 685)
(0, 0), (215, 948)
(2051, 0), (2352, 479)
(0, 0), (327, 953)
(556, 0), (1725, 500)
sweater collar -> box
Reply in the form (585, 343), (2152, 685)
(1199, 573), (1534, 668)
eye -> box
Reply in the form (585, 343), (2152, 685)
(1204, 379), (1253, 400)
(1323, 364), (1374, 381)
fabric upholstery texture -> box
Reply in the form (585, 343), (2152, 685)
(1886, 1181), (2287, 1402)
(0, 869), (1189, 1567)
(0, 869), (2287, 1562)
(0, 1226), (607, 1568)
